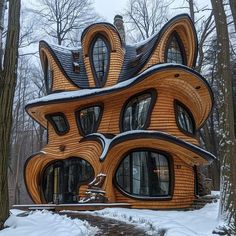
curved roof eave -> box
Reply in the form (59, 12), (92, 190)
(80, 131), (216, 164)
(26, 63), (213, 109)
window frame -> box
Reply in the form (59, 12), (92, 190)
(119, 89), (157, 132)
(44, 56), (53, 94)
(45, 112), (70, 136)
(174, 100), (196, 136)
(114, 148), (174, 200)
(164, 31), (187, 65)
(40, 156), (95, 204)
(89, 34), (111, 87)
(75, 103), (104, 136)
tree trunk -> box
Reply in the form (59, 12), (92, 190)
(229, 0), (236, 32)
(0, 0), (6, 70)
(210, 0), (236, 234)
(0, 0), (21, 229)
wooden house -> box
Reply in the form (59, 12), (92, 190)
(24, 14), (215, 209)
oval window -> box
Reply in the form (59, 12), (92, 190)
(165, 32), (186, 65)
(175, 101), (195, 135)
(76, 105), (102, 136)
(115, 150), (171, 198)
(42, 157), (94, 203)
(122, 92), (155, 132)
(46, 113), (69, 135)
(91, 36), (109, 87)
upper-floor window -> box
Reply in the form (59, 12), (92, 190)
(175, 101), (195, 135)
(90, 35), (110, 87)
(46, 113), (69, 135)
(121, 91), (156, 132)
(76, 105), (102, 136)
(165, 32), (186, 65)
(115, 150), (171, 198)
(44, 57), (53, 94)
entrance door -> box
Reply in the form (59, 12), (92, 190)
(42, 157), (94, 204)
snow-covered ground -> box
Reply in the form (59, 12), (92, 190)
(0, 209), (98, 236)
(90, 201), (220, 236)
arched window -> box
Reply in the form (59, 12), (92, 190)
(76, 105), (102, 136)
(44, 57), (53, 94)
(121, 91), (156, 132)
(90, 35), (110, 87)
(46, 113), (69, 135)
(175, 101), (195, 135)
(115, 150), (171, 198)
(42, 157), (94, 203)
(165, 32), (186, 65)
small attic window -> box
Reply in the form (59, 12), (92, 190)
(165, 32), (186, 65)
(90, 35), (110, 87)
(44, 56), (53, 94)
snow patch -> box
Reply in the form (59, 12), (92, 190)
(0, 210), (98, 236)
(88, 201), (220, 236)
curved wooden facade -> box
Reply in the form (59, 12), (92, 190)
(24, 14), (215, 209)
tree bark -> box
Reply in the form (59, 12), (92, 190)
(210, 0), (236, 234)
(0, 0), (21, 229)
(229, 0), (236, 32)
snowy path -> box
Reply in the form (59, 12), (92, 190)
(60, 211), (147, 235)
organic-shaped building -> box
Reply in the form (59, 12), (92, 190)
(24, 14), (215, 209)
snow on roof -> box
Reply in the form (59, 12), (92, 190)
(27, 63), (201, 107)
(84, 130), (216, 162)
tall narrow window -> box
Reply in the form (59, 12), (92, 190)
(115, 150), (171, 198)
(76, 105), (102, 136)
(122, 91), (156, 132)
(165, 32), (186, 65)
(44, 57), (53, 94)
(46, 113), (69, 135)
(175, 101), (195, 135)
(90, 35), (110, 87)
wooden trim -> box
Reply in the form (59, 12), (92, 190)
(89, 34), (111, 87)
(119, 88), (157, 132)
(113, 148), (174, 200)
(164, 31), (187, 65)
(174, 99), (196, 137)
(45, 112), (70, 136)
(75, 102), (104, 136)
(24, 152), (42, 203)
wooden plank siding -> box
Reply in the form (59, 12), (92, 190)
(24, 15), (214, 209)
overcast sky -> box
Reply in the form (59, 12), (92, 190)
(93, 0), (212, 23)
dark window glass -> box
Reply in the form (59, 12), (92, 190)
(176, 103), (195, 134)
(166, 34), (185, 64)
(47, 114), (69, 135)
(91, 37), (109, 86)
(116, 150), (170, 197)
(122, 93), (152, 131)
(42, 158), (94, 203)
(77, 106), (102, 135)
(44, 57), (53, 94)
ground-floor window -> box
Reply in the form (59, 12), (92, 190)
(115, 150), (171, 198)
(42, 157), (94, 203)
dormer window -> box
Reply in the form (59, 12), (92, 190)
(165, 32), (186, 65)
(90, 35), (110, 87)
(44, 57), (53, 94)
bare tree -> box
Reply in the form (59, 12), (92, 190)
(34, 0), (99, 45)
(124, 0), (170, 42)
(0, 0), (21, 229)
